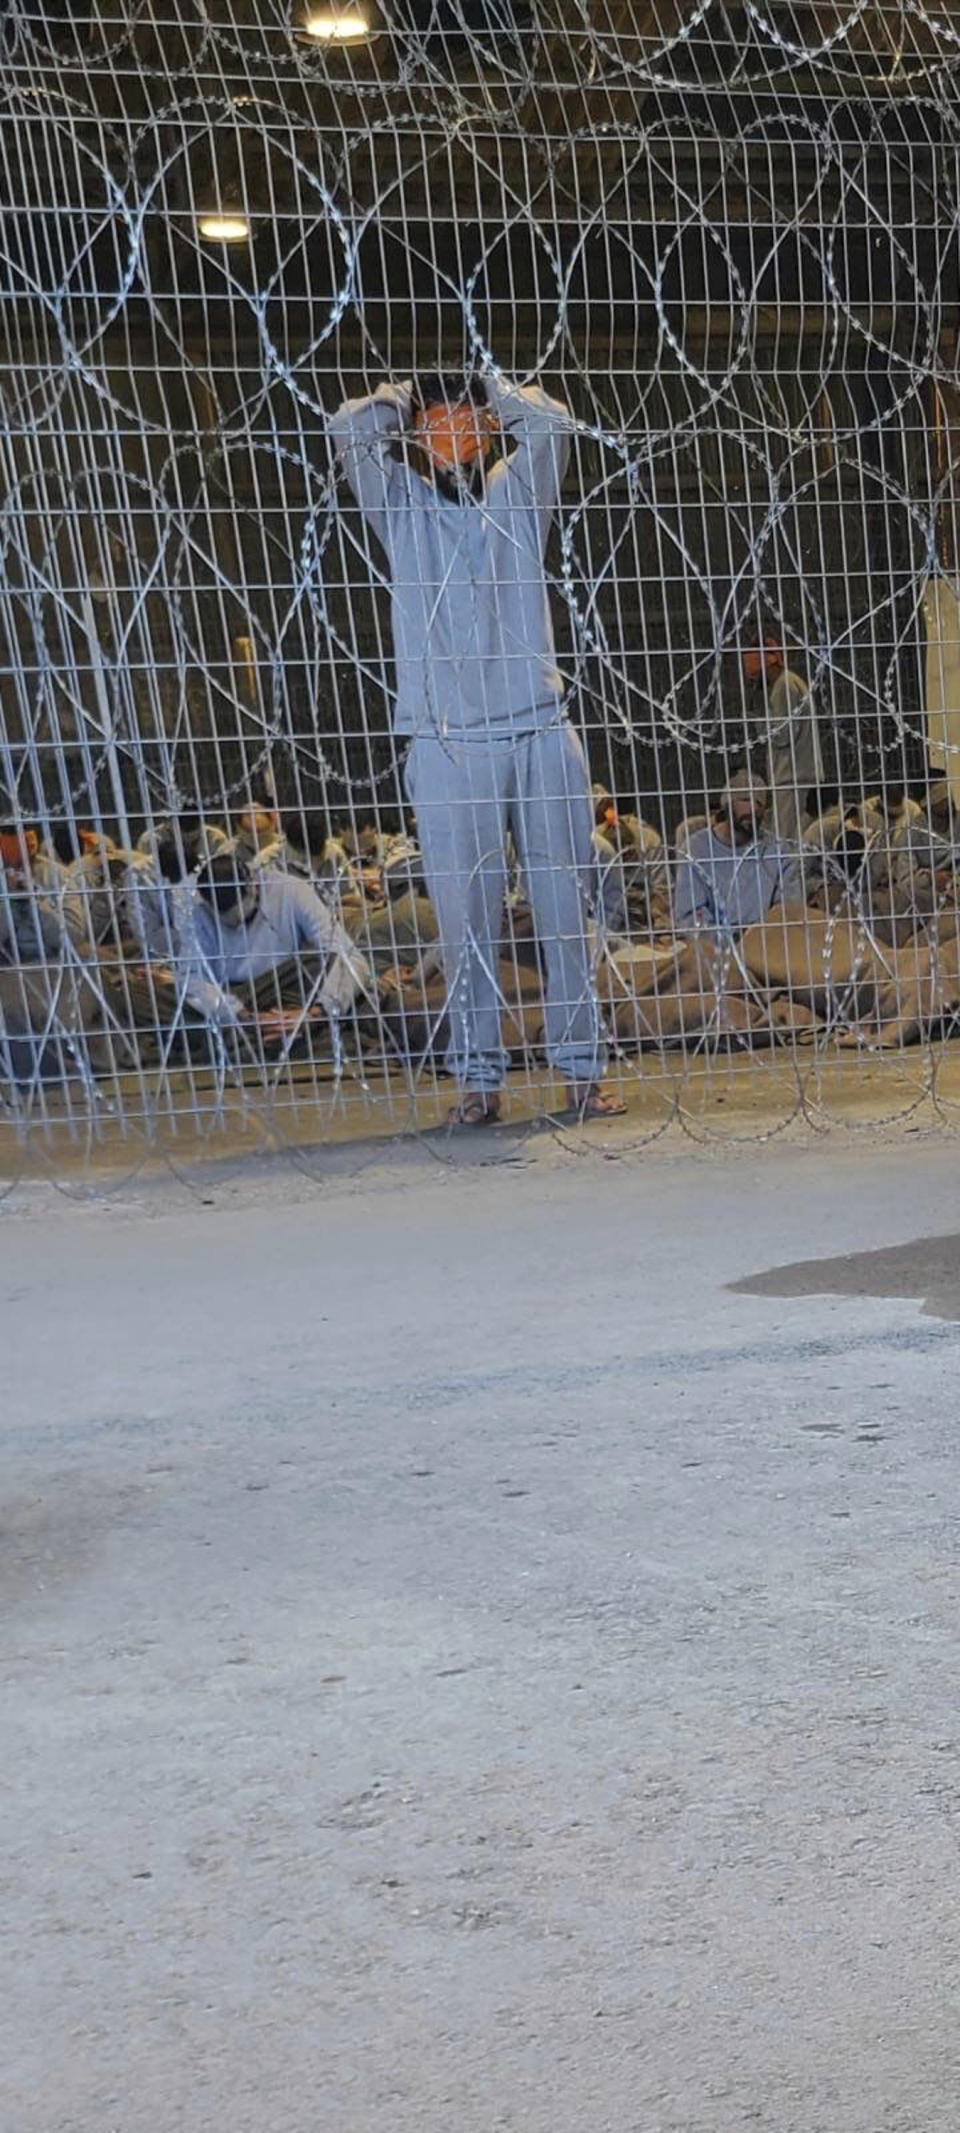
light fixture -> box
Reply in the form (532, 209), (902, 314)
(197, 214), (250, 244)
(303, 8), (370, 40)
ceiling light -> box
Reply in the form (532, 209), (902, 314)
(304, 8), (370, 40)
(197, 214), (250, 243)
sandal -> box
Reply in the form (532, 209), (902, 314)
(564, 1082), (628, 1119)
(447, 1092), (502, 1128)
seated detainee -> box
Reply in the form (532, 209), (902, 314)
(269, 804), (371, 938)
(374, 843), (547, 1006)
(375, 826), (548, 998)
(0, 889), (90, 1087)
(120, 825), (207, 965)
(93, 835), (195, 1056)
(672, 770), (790, 937)
(11, 818), (119, 950)
(598, 777), (960, 1058)
(804, 791), (914, 882)
(136, 815), (229, 866)
(802, 828), (910, 947)
(592, 786), (664, 866)
(891, 780), (960, 888)
(793, 819), (952, 953)
(330, 822), (390, 901)
(0, 870), (81, 966)
(0, 833), (122, 1084)
(111, 818), (231, 1044)
(360, 823), (441, 984)
(381, 826), (428, 903)
(592, 799), (666, 937)
(594, 830), (648, 936)
(35, 820), (106, 899)
(232, 803), (282, 866)
(366, 893), (443, 991)
(176, 853), (368, 1041)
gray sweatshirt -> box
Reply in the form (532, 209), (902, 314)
(122, 854), (179, 964)
(0, 886), (78, 965)
(329, 377), (573, 738)
(174, 871), (367, 1026)
(673, 825), (790, 936)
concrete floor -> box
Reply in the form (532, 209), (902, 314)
(4, 1133), (960, 2132)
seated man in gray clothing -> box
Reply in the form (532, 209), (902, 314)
(175, 855), (367, 1041)
(0, 830), (118, 1086)
(330, 368), (623, 1125)
(121, 824), (208, 964)
(673, 771), (791, 937)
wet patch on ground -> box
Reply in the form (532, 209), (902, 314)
(731, 1233), (960, 1324)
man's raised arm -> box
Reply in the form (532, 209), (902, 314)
(328, 380), (413, 554)
(485, 376), (575, 545)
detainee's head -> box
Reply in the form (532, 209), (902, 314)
(412, 373), (496, 472)
(279, 803), (329, 865)
(592, 783), (618, 830)
(49, 820), (83, 866)
(235, 804), (279, 851)
(0, 821), (38, 878)
(195, 853), (259, 928)
(721, 768), (769, 839)
(743, 634), (785, 685)
(155, 826), (205, 883)
(832, 825), (868, 881)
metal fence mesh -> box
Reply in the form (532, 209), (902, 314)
(2, 1), (960, 1168)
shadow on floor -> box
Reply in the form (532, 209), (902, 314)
(731, 1233), (960, 1324)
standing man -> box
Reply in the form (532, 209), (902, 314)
(330, 371), (623, 1125)
(743, 635), (823, 851)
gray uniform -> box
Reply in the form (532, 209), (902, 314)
(121, 853), (180, 964)
(332, 376), (603, 1092)
(674, 825), (790, 936)
(35, 848), (118, 949)
(174, 872), (367, 1028)
(0, 887), (113, 1087)
(766, 668), (823, 849)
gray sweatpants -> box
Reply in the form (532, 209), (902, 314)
(406, 721), (603, 1092)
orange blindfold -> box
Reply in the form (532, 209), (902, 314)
(414, 401), (496, 469)
(0, 828), (37, 867)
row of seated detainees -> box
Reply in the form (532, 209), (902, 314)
(3, 770), (960, 1087)
(0, 803), (425, 1082)
(597, 772), (960, 1053)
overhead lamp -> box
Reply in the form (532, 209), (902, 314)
(303, 8), (370, 39)
(197, 213), (251, 243)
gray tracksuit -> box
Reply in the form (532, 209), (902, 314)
(331, 376), (603, 1090)
(674, 826), (790, 936)
(122, 855), (180, 964)
(766, 668), (823, 848)
(174, 872), (366, 1027)
(330, 376), (572, 739)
